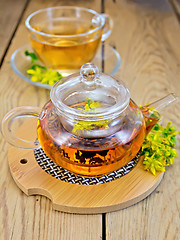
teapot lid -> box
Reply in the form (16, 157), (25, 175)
(50, 63), (130, 120)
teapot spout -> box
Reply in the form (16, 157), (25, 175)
(140, 93), (179, 135)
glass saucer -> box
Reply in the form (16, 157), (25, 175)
(11, 44), (121, 90)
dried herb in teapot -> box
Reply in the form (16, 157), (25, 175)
(72, 98), (109, 134)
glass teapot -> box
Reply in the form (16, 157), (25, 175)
(2, 63), (178, 176)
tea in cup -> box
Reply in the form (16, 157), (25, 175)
(25, 6), (113, 75)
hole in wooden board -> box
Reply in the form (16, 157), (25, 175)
(20, 159), (28, 164)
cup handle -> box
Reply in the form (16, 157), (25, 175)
(101, 14), (113, 42)
(1, 106), (41, 149)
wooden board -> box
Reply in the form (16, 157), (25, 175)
(0, 0), (28, 64)
(0, 0), (103, 239)
(0, 0), (179, 238)
(105, 0), (180, 239)
(7, 121), (164, 214)
(169, 0), (180, 20)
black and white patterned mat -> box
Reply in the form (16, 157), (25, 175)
(34, 148), (140, 185)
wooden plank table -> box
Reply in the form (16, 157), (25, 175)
(0, 0), (179, 239)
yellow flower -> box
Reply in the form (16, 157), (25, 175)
(72, 98), (109, 133)
(25, 50), (63, 85)
(142, 122), (178, 175)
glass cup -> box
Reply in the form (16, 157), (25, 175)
(25, 6), (113, 75)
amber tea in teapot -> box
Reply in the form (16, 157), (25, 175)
(37, 100), (148, 176)
(1, 63), (178, 176)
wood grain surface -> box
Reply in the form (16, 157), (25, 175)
(0, 0), (28, 65)
(105, 0), (180, 239)
(169, 0), (180, 20)
(0, 0), (179, 239)
(0, 1), (102, 239)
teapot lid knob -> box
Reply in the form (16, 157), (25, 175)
(80, 63), (99, 86)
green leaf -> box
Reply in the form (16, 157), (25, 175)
(25, 50), (38, 64)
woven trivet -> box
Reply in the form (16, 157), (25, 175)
(34, 148), (140, 185)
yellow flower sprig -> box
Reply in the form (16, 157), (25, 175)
(25, 50), (63, 85)
(72, 98), (109, 134)
(141, 122), (179, 175)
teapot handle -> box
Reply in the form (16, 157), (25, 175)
(1, 106), (41, 149)
(101, 14), (113, 42)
